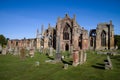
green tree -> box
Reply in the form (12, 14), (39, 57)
(0, 34), (7, 47)
(114, 35), (120, 49)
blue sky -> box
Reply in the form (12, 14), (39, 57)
(0, 0), (120, 39)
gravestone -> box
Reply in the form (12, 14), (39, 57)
(29, 49), (34, 57)
(20, 48), (26, 59)
(0, 45), (2, 54)
(2, 48), (7, 55)
(14, 47), (18, 55)
(105, 55), (113, 70)
(64, 64), (68, 69)
(45, 60), (53, 63)
(49, 47), (53, 56)
(35, 61), (40, 67)
(72, 50), (79, 67)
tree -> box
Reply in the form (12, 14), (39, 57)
(114, 35), (120, 49)
(0, 34), (7, 47)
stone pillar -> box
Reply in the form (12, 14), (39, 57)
(36, 38), (40, 50)
(70, 45), (73, 58)
(83, 52), (87, 62)
(80, 50), (84, 64)
(49, 46), (53, 56)
(72, 50), (79, 66)
(55, 35), (61, 62)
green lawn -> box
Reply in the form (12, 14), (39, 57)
(0, 51), (120, 80)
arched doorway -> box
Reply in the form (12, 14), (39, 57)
(65, 44), (69, 51)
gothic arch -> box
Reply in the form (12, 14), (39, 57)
(63, 23), (71, 40)
(101, 30), (106, 46)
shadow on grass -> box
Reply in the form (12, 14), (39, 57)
(61, 59), (73, 65)
(47, 56), (54, 60)
(110, 55), (120, 61)
(92, 63), (105, 69)
(96, 63), (105, 66)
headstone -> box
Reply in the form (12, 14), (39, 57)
(64, 64), (68, 69)
(72, 50), (79, 67)
(29, 49), (34, 57)
(115, 45), (118, 50)
(2, 48), (7, 55)
(26, 47), (30, 51)
(14, 47), (18, 55)
(35, 61), (39, 67)
(0, 45), (2, 54)
(45, 60), (52, 63)
(104, 56), (113, 70)
(49, 47), (53, 56)
(20, 48), (26, 59)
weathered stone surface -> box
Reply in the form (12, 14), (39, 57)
(80, 50), (84, 64)
(72, 50), (79, 66)
(0, 45), (2, 54)
(90, 20), (114, 50)
(2, 48), (7, 55)
(83, 52), (87, 62)
(49, 47), (53, 56)
(29, 49), (34, 57)
(104, 56), (113, 70)
(14, 47), (19, 55)
(7, 15), (115, 52)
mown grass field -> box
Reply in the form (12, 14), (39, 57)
(0, 50), (120, 80)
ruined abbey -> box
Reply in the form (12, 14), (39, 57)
(7, 14), (114, 51)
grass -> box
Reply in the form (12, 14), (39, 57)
(0, 50), (120, 80)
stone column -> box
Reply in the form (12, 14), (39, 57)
(80, 50), (84, 64)
(72, 50), (79, 66)
(49, 46), (53, 56)
(70, 45), (73, 58)
(55, 35), (61, 62)
(83, 52), (87, 62)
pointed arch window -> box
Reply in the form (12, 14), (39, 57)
(101, 30), (106, 46)
(63, 24), (70, 40)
